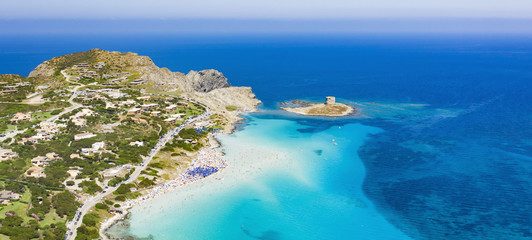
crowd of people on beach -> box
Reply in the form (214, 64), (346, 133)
(124, 147), (227, 208)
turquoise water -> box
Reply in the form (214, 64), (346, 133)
(108, 114), (410, 240)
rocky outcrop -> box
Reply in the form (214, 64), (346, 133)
(186, 87), (261, 112)
(184, 87), (262, 132)
(29, 62), (56, 79)
(185, 70), (231, 92)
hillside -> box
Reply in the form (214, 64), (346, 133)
(0, 49), (261, 239)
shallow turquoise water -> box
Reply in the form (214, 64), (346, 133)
(109, 115), (411, 240)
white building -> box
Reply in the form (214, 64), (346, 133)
(165, 105), (178, 112)
(129, 141), (144, 147)
(127, 108), (142, 115)
(10, 113), (31, 123)
(0, 148), (18, 162)
(81, 141), (105, 156)
(74, 132), (97, 141)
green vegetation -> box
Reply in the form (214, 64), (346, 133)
(28, 184), (51, 219)
(141, 168), (158, 176)
(138, 178), (155, 188)
(114, 195), (125, 202)
(76, 224), (100, 240)
(78, 77), (97, 85)
(113, 183), (135, 195)
(49, 51), (98, 73)
(225, 105), (238, 111)
(77, 213), (100, 240)
(51, 191), (79, 218)
(81, 213), (99, 227)
(50, 109), (62, 115)
(95, 203), (109, 211)
(0, 215), (39, 240)
(107, 177), (122, 187)
(0, 182), (69, 239)
(3, 181), (26, 194)
(79, 181), (102, 194)
(0, 101), (70, 118)
(0, 190), (32, 221)
(148, 162), (164, 169)
(0, 75), (35, 102)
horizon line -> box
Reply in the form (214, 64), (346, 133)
(1, 18), (532, 34)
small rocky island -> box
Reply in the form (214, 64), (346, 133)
(281, 96), (355, 116)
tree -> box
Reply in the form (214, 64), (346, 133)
(0, 215), (38, 240)
(79, 180), (102, 194)
(114, 195), (125, 201)
(113, 184), (132, 195)
(50, 109), (62, 115)
(139, 178), (155, 188)
(82, 213), (99, 227)
(52, 191), (79, 218)
(4, 181), (26, 194)
(28, 184), (51, 218)
(95, 203), (109, 211)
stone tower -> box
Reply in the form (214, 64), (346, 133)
(326, 96), (335, 104)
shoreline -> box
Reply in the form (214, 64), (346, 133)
(101, 144), (228, 239)
(100, 112), (250, 239)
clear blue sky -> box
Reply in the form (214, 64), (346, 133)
(1, 1), (532, 34)
(2, 0), (532, 19)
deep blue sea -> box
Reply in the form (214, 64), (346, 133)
(1, 34), (531, 239)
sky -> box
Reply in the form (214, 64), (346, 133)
(1, 0), (532, 34)
(2, 0), (532, 19)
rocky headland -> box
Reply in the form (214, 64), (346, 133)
(29, 49), (261, 127)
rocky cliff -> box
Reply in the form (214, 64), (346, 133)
(186, 70), (231, 92)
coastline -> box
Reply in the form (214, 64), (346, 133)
(100, 111), (251, 239)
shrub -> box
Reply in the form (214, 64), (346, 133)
(225, 105), (238, 111)
(4, 181), (26, 194)
(114, 195), (126, 201)
(50, 109), (62, 115)
(52, 191), (79, 218)
(95, 203), (109, 211)
(79, 180), (102, 194)
(108, 177), (123, 187)
(82, 213), (99, 227)
(139, 178), (155, 188)
(148, 162), (164, 169)
(113, 184), (132, 195)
